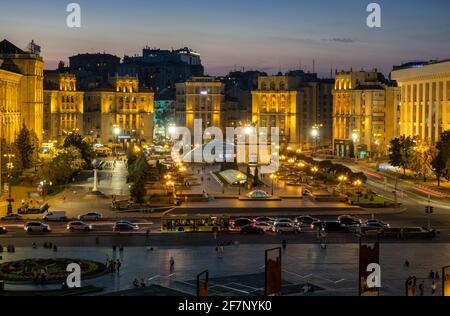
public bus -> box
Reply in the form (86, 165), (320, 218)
(161, 215), (231, 233)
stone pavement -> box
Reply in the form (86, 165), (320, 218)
(1, 243), (449, 296)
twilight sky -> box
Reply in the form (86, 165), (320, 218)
(1, 0), (449, 77)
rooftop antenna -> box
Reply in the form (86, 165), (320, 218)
(313, 59), (316, 73)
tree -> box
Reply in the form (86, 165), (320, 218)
(15, 124), (36, 170)
(389, 136), (415, 175)
(63, 133), (94, 166)
(39, 147), (84, 185)
(128, 152), (151, 203)
(431, 131), (450, 187)
(410, 141), (436, 182)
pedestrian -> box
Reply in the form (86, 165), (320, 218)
(418, 281), (424, 296)
(282, 240), (287, 250)
(404, 260), (410, 268)
(435, 272), (440, 280)
(429, 270), (435, 279)
(133, 278), (139, 288)
(431, 281), (437, 295)
(53, 245), (57, 252)
(32, 242), (37, 249)
(140, 279), (146, 288)
(111, 260), (116, 273)
(116, 259), (121, 273)
(170, 256), (175, 273)
(219, 245), (224, 258)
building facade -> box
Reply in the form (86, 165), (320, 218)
(333, 70), (400, 159)
(0, 39), (44, 142)
(84, 76), (154, 145)
(252, 75), (332, 150)
(43, 73), (84, 141)
(175, 77), (224, 134)
(391, 60), (450, 144)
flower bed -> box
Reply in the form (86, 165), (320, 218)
(0, 258), (106, 283)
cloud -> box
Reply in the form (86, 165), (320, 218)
(322, 38), (359, 43)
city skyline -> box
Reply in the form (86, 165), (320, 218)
(1, 0), (449, 77)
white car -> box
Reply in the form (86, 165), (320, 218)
(1, 214), (23, 221)
(67, 221), (93, 231)
(272, 222), (300, 234)
(43, 211), (67, 221)
(78, 212), (102, 221)
(24, 222), (51, 233)
(255, 221), (273, 232)
(273, 218), (294, 225)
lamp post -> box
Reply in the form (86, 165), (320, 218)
(4, 154), (15, 215)
(270, 174), (277, 196)
(113, 126), (121, 158)
(353, 179), (362, 202)
(311, 127), (319, 156)
(352, 132), (359, 160)
(237, 173), (245, 196)
(311, 166), (319, 180)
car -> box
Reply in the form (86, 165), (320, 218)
(254, 217), (275, 224)
(312, 221), (346, 232)
(24, 222), (51, 233)
(338, 215), (362, 226)
(240, 225), (265, 235)
(401, 227), (437, 238)
(365, 222), (389, 229)
(113, 222), (139, 232)
(366, 219), (390, 228)
(379, 227), (403, 238)
(0, 226), (7, 234)
(1, 214), (23, 221)
(43, 211), (67, 221)
(254, 221), (273, 231)
(116, 220), (139, 228)
(272, 222), (300, 234)
(78, 212), (102, 221)
(231, 218), (253, 228)
(295, 215), (319, 227)
(273, 218), (294, 225)
(67, 221), (93, 231)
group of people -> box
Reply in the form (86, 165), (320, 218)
(133, 278), (147, 288)
(405, 260), (441, 295)
(106, 258), (122, 274)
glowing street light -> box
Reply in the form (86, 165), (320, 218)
(237, 173), (245, 196)
(270, 174), (277, 196)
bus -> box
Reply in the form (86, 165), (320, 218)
(161, 215), (230, 233)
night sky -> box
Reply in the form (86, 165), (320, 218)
(1, 0), (449, 76)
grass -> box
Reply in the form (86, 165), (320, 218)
(348, 195), (390, 205)
(47, 185), (65, 196)
(0, 285), (102, 296)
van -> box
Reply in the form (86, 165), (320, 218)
(43, 211), (67, 221)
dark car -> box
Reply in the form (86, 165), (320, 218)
(240, 225), (264, 235)
(312, 221), (347, 232)
(0, 226), (7, 234)
(113, 223), (139, 232)
(338, 215), (362, 226)
(254, 217), (275, 224)
(231, 218), (253, 228)
(295, 215), (319, 227)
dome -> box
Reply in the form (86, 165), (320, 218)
(246, 190), (270, 199)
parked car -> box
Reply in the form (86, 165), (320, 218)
(231, 218), (253, 228)
(295, 215), (319, 227)
(240, 225), (265, 235)
(274, 218), (294, 225)
(272, 222), (300, 234)
(1, 214), (23, 221)
(113, 222), (139, 232)
(0, 226), (7, 234)
(78, 212), (102, 221)
(254, 221), (273, 231)
(43, 211), (67, 222)
(254, 217), (275, 224)
(366, 219), (390, 228)
(24, 222), (51, 233)
(338, 215), (362, 226)
(18, 203), (49, 215)
(312, 221), (347, 232)
(401, 227), (437, 238)
(67, 221), (93, 231)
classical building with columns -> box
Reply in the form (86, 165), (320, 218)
(333, 70), (400, 159)
(391, 60), (450, 144)
(0, 39), (44, 143)
(43, 73), (84, 141)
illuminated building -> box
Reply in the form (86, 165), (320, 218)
(391, 60), (450, 143)
(333, 70), (400, 159)
(43, 73), (84, 140)
(0, 39), (44, 142)
(175, 77), (224, 134)
(251, 74), (332, 150)
(84, 75), (154, 145)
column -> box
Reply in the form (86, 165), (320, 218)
(435, 81), (441, 142)
(409, 84), (414, 136)
(444, 80), (448, 131)
(428, 81), (433, 142)
(422, 82), (426, 140)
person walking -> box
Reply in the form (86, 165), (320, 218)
(431, 280), (437, 295)
(404, 260), (410, 268)
(116, 259), (121, 273)
(418, 281), (424, 296)
(282, 240), (287, 251)
(170, 256), (175, 273)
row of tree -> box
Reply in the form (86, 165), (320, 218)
(389, 131), (450, 186)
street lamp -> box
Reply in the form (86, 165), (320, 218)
(353, 179), (362, 202)
(352, 132), (359, 160)
(310, 166), (319, 179)
(4, 154), (15, 215)
(338, 175), (348, 184)
(270, 174), (277, 196)
(113, 126), (121, 157)
(311, 126), (320, 156)
(237, 173), (245, 196)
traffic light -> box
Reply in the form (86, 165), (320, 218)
(426, 206), (434, 214)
